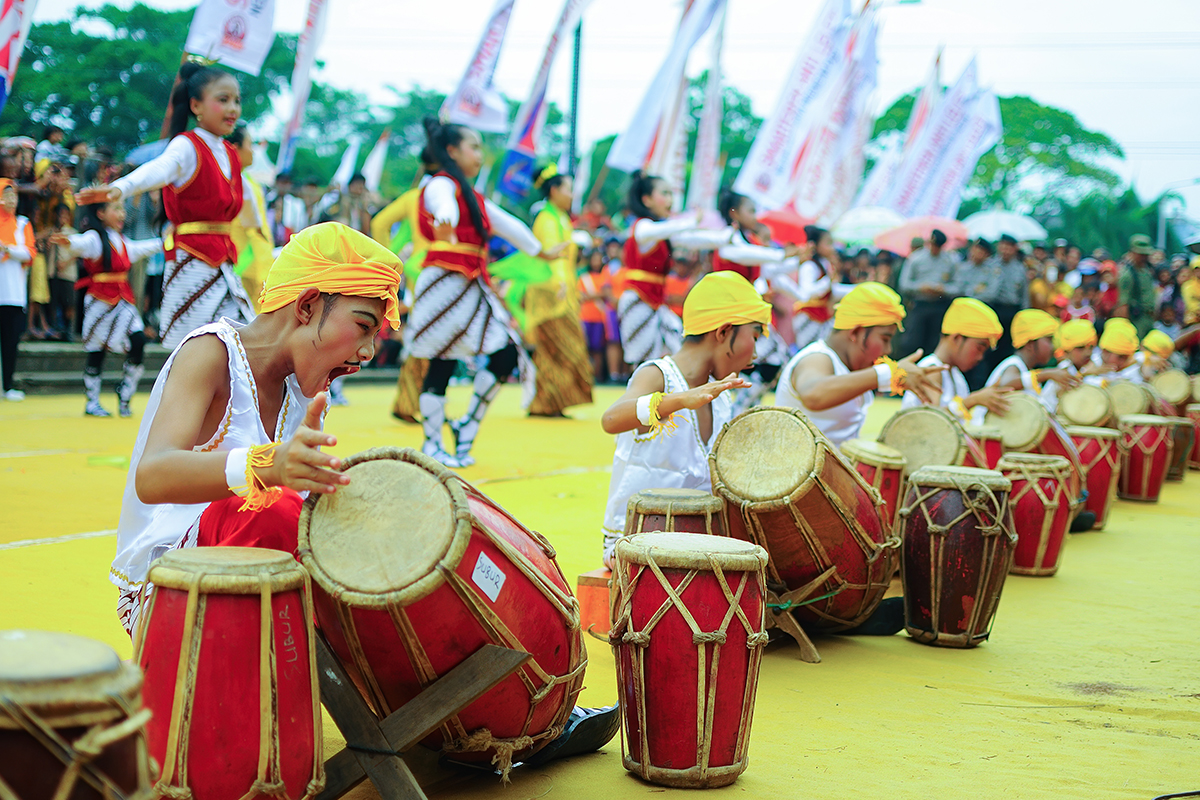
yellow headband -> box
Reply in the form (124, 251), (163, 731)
(682, 271), (773, 335)
(259, 222), (403, 329)
(941, 297), (1003, 348)
(1011, 309), (1059, 349)
(533, 163), (559, 190)
(1142, 329), (1174, 358)
(833, 282), (905, 332)
(1054, 318), (1097, 357)
(1099, 318), (1139, 356)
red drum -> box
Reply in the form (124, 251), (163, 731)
(1166, 417), (1194, 482)
(1118, 414), (1174, 502)
(1066, 426), (1122, 530)
(964, 424), (1005, 469)
(0, 631), (154, 800)
(1057, 383), (1115, 428)
(996, 454), (1073, 576)
(137, 548), (323, 800)
(898, 467), (1016, 648)
(1189, 403), (1200, 471)
(611, 532), (768, 788)
(709, 408), (896, 633)
(840, 438), (907, 532)
(878, 406), (988, 472)
(298, 448), (585, 775)
(625, 488), (725, 537)
(986, 392), (1084, 507)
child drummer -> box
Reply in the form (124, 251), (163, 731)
(900, 297), (1011, 423)
(1055, 319), (1110, 379)
(1086, 317), (1143, 385)
(775, 282), (944, 446)
(599, 271), (770, 568)
(984, 308), (1081, 410)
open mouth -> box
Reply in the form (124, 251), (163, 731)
(325, 364), (360, 389)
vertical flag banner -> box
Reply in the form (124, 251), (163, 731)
(361, 129), (390, 193)
(732, 0), (851, 211)
(685, 1), (725, 214)
(185, 0), (276, 76)
(0, 0), (36, 115)
(331, 136), (362, 191)
(496, 0), (593, 201)
(605, 0), (722, 173)
(911, 89), (1001, 219)
(277, 0), (328, 172)
(441, 0), (516, 134)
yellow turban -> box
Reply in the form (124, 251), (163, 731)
(259, 222), (403, 330)
(941, 298), (1003, 348)
(682, 271), (772, 335)
(1142, 329), (1175, 358)
(833, 282), (906, 331)
(1099, 318), (1139, 356)
(1010, 309), (1059, 349)
(1054, 318), (1097, 357)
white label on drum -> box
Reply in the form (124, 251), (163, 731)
(472, 552), (507, 603)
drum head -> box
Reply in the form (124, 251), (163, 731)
(1151, 369), (1191, 404)
(299, 447), (471, 607)
(0, 630), (118, 683)
(710, 408), (818, 502)
(1120, 413), (1168, 427)
(841, 438), (906, 468)
(963, 424), (1002, 442)
(1193, 376), (1200, 403)
(1064, 424), (1119, 441)
(615, 531), (767, 572)
(628, 487), (724, 515)
(878, 406), (965, 472)
(1189, 403), (1200, 416)
(150, 546), (306, 593)
(1058, 384), (1112, 426)
(984, 392), (1047, 451)
(906, 465), (1011, 492)
(0, 631), (142, 724)
(1109, 382), (1150, 417)
(997, 452), (1071, 477)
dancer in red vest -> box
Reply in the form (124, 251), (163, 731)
(79, 62), (252, 348)
(51, 201), (162, 417)
(407, 119), (562, 467)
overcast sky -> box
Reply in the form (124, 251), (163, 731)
(32, 0), (1200, 215)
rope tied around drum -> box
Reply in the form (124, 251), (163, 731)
(444, 728), (537, 783)
(766, 587), (843, 611)
(249, 779), (290, 798)
(899, 476), (1013, 541)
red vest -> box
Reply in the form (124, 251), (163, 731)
(75, 233), (135, 305)
(796, 258), (833, 323)
(419, 173), (492, 280)
(711, 229), (762, 283)
(622, 218), (672, 308)
(162, 130), (242, 267)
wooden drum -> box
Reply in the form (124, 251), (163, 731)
(1110, 381), (1173, 418)
(611, 532), (768, 789)
(1057, 383), (1114, 428)
(898, 467), (1016, 648)
(0, 630), (154, 800)
(1118, 414), (1174, 502)
(878, 405), (987, 472)
(996, 453), (1073, 577)
(1189, 403), (1200, 471)
(964, 424), (1005, 469)
(986, 392), (1084, 508)
(709, 407), (896, 633)
(1151, 369), (1192, 412)
(298, 447), (585, 775)
(840, 438), (907, 532)
(1166, 417), (1194, 483)
(1065, 426), (1122, 530)
(625, 488), (725, 537)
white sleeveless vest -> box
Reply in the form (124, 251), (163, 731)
(776, 340), (871, 446)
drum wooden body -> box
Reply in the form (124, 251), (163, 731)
(1165, 417), (1194, 482)
(996, 454), (1073, 576)
(986, 393), (1083, 504)
(841, 439), (907, 532)
(709, 408), (896, 632)
(1118, 414), (1174, 502)
(611, 533), (768, 789)
(298, 448), (585, 774)
(898, 467), (1016, 648)
(137, 548), (323, 800)
(1188, 404), (1200, 470)
(964, 425), (1005, 470)
(1151, 369), (1191, 411)
(1057, 383), (1114, 428)
(1066, 426), (1122, 530)
(879, 405), (988, 472)
(625, 488), (725, 538)
(0, 631), (154, 800)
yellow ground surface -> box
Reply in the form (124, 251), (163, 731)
(1, 385), (1198, 799)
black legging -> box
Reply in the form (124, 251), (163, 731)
(421, 343), (519, 396)
(84, 331), (147, 373)
(0, 305), (25, 391)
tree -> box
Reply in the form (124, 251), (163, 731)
(685, 69), (761, 192)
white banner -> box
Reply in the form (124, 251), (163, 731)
(331, 136), (361, 190)
(685, 2), (725, 214)
(0, 0), (35, 111)
(277, 0), (328, 172)
(185, 0), (276, 76)
(506, 0), (591, 151)
(911, 89), (1001, 219)
(731, 0), (851, 210)
(605, 0), (722, 173)
(360, 130), (389, 192)
(442, 0), (515, 134)
(856, 51), (940, 208)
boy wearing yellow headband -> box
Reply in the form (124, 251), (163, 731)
(1087, 317), (1144, 384)
(985, 308), (1080, 408)
(901, 297), (1012, 421)
(110, 223), (403, 636)
(777, 282), (944, 446)
(598, 272), (767, 567)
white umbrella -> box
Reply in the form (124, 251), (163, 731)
(831, 206), (906, 245)
(963, 209), (1048, 242)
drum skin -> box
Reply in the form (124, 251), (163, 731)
(1066, 426), (1122, 530)
(611, 533), (768, 789)
(997, 454), (1072, 576)
(898, 467), (1016, 648)
(625, 488), (726, 538)
(1057, 383), (1114, 428)
(1118, 415), (1174, 502)
(1165, 417), (1193, 483)
(878, 406), (979, 472)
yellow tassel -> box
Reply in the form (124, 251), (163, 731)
(874, 356), (906, 397)
(953, 395), (970, 421)
(239, 442), (284, 512)
(646, 391), (679, 440)
(1028, 369), (1042, 395)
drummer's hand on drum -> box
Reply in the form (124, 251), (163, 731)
(1080, 362), (1114, 377)
(1039, 368), (1081, 390)
(967, 385), (1012, 415)
(897, 350), (945, 405)
(266, 393), (350, 495)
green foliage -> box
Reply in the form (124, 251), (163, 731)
(685, 69), (761, 191)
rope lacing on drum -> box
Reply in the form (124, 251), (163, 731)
(898, 476), (1014, 543)
(443, 728), (540, 783)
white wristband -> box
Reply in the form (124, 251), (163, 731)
(1021, 371), (1037, 393)
(224, 447), (251, 497)
(635, 394), (654, 427)
(874, 363), (892, 393)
